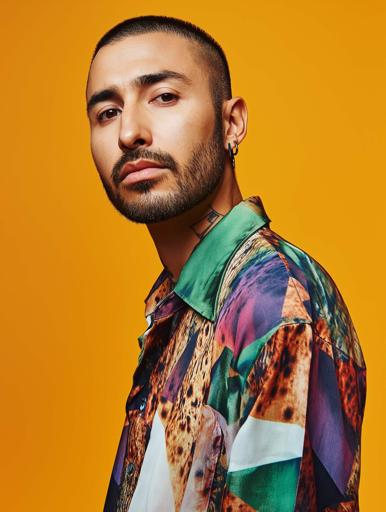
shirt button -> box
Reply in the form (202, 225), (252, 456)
(139, 397), (147, 412)
(126, 462), (135, 476)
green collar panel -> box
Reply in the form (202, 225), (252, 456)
(173, 195), (271, 322)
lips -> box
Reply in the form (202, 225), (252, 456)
(119, 160), (164, 183)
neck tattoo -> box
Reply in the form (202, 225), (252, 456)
(189, 206), (224, 240)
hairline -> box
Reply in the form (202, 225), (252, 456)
(90, 29), (231, 116)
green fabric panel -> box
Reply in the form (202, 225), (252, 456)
(173, 200), (270, 321)
(207, 347), (234, 421)
(208, 326), (286, 423)
(227, 458), (301, 511)
(226, 374), (244, 424)
(233, 324), (282, 378)
(276, 239), (305, 268)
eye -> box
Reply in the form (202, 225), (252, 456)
(97, 108), (120, 122)
(153, 92), (178, 104)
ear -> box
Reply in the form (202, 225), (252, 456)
(222, 96), (248, 151)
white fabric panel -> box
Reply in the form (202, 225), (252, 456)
(228, 416), (305, 472)
(129, 410), (175, 511)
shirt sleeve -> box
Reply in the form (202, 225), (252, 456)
(221, 321), (366, 512)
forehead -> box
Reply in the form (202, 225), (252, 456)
(86, 31), (208, 97)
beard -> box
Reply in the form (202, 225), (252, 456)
(98, 112), (227, 224)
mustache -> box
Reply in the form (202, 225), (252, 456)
(112, 148), (178, 185)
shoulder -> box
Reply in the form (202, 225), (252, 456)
(214, 226), (364, 366)
(215, 225), (312, 328)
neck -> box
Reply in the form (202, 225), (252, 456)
(146, 162), (243, 283)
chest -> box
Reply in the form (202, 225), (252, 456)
(121, 307), (228, 511)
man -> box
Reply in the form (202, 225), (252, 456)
(85, 15), (366, 512)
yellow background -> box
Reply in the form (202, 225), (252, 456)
(1, 1), (384, 510)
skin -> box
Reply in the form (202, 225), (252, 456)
(86, 31), (248, 281)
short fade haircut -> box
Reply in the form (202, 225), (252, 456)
(90, 15), (232, 115)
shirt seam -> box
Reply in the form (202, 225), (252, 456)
(312, 330), (363, 365)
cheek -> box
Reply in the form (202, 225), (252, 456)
(90, 129), (117, 178)
(153, 104), (214, 160)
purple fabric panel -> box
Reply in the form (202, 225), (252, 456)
(308, 344), (356, 495)
(153, 293), (186, 320)
(216, 253), (288, 356)
(112, 424), (129, 485)
(162, 329), (199, 402)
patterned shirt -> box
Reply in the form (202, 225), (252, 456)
(104, 195), (366, 512)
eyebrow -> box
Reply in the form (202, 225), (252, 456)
(86, 70), (192, 113)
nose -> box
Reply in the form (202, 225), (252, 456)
(118, 103), (152, 151)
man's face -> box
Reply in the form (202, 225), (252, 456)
(86, 32), (226, 223)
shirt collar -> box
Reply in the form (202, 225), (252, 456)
(144, 195), (271, 322)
